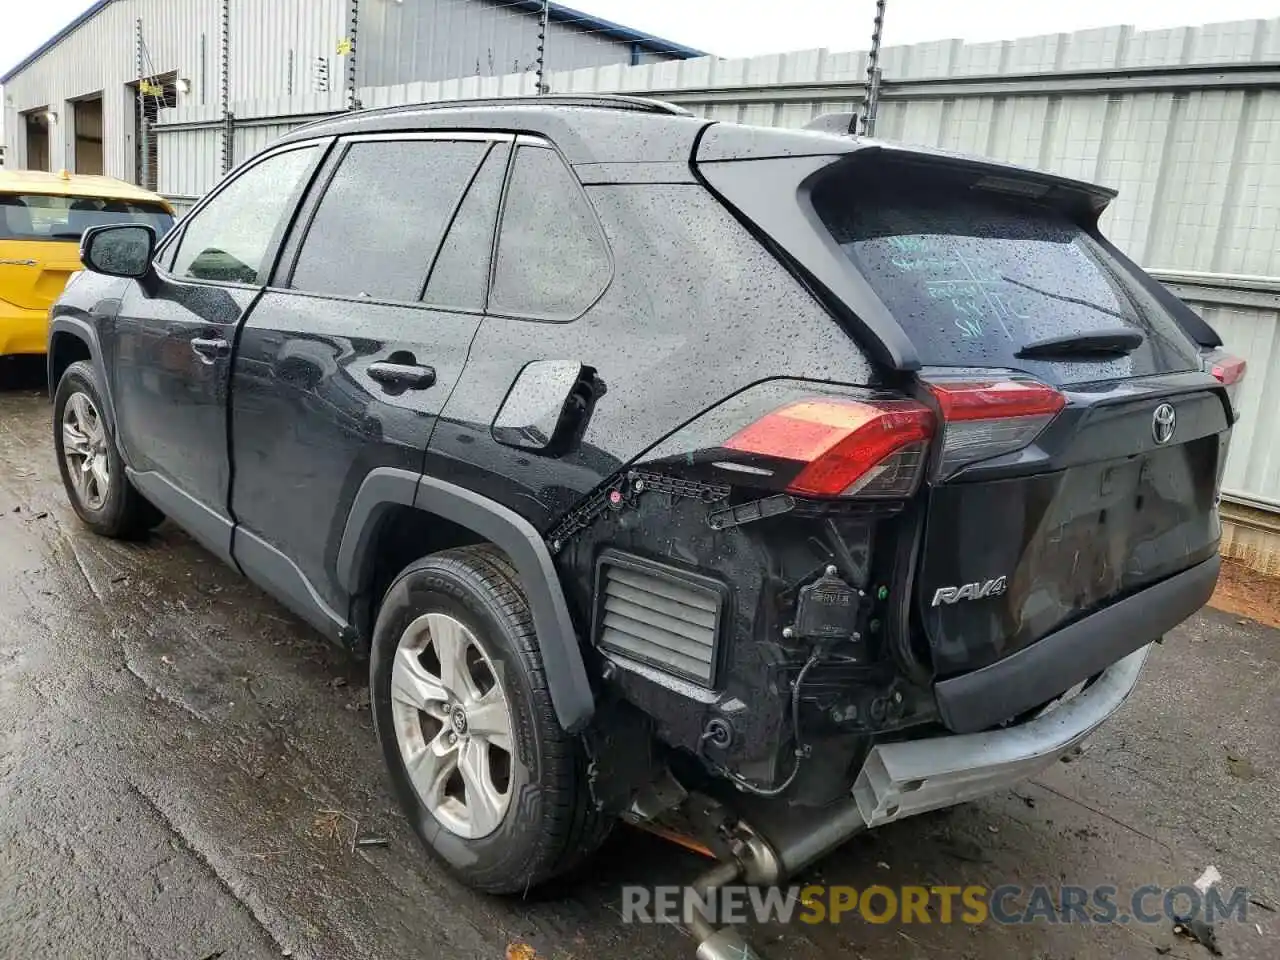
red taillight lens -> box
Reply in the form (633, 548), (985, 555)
(724, 397), (934, 498)
(927, 379), (1067, 421)
(1210, 354), (1246, 386)
(1204, 350), (1246, 415)
(925, 378), (1065, 476)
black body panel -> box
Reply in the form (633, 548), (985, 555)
(108, 276), (259, 563)
(918, 381), (1228, 676)
(230, 290), (480, 614)
(426, 181), (874, 530)
(935, 554), (1220, 733)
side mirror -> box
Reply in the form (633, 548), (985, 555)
(80, 223), (156, 279)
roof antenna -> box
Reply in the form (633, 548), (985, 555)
(859, 0), (887, 137)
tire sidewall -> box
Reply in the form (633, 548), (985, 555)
(53, 361), (130, 531)
(370, 558), (558, 886)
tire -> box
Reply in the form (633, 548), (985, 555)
(370, 544), (610, 894)
(53, 360), (163, 538)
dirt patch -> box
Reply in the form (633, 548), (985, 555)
(1210, 556), (1280, 629)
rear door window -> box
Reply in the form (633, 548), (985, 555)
(490, 144), (611, 321)
(813, 169), (1200, 381)
(0, 194), (173, 242)
(423, 142), (510, 312)
(289, 138), (488, 301)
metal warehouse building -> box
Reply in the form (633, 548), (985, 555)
(1, 0), (703, 186)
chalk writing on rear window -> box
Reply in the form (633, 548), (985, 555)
(882, 235), (1031, 340)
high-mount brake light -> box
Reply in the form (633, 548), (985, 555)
(724, 397), (934, 498)
(925, 378), (1066, 476)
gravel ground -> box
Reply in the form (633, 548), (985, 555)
(1, 359), (1276, 960)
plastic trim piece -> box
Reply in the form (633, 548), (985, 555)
(337, 467), (595, 732)
(234, 526), (348, 639)
(127, 468), (234, 566)
(934, 555), (1219, 733)
(47, 318), (115, 432)
(854, 644), (1150, 827)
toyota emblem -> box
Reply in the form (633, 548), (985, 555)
(1152, 403), (1176, 444)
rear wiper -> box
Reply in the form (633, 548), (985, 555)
(1000, 274), (1131, 323)
(1017, 328), (1144, 359)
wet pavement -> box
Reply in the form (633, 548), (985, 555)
(0, 357), (1276, 960)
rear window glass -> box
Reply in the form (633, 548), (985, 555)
(814, 170), (1200, 379)
(0, 193), (173, 243)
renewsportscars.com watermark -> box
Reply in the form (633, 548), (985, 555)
(621, 884), (1254, 927)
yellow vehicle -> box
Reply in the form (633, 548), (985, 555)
(0, 170), (175, 357)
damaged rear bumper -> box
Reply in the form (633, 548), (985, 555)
(852, 643), (1150, 827)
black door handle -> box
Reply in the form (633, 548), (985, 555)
(368, 361), (437, 389)
(191, 336), (230, 364)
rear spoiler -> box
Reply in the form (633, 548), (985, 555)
(695, 120), (1218, 367)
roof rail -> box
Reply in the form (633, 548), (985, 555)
(361, 94), (693, 118)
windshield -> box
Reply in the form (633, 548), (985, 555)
(0, 193), (174, 243)
(813, 167), (1200, 381)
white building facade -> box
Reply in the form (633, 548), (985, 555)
(1, 0), (701, 185)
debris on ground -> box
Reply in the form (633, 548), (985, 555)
(1172, 913), (1221, 956)
(355, 837), (390, 848)
(1193, 866), (1222, 893)
(506, 942), (537, 960)
(344, 688), (371, 712)
(311, 810), (346, 844)
(1223, 746), (1258, 781)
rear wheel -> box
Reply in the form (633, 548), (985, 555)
(370, 544), (609, 893)
(53, 360), (162, 538)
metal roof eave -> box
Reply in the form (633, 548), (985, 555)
(1, 0), (707, 86)
(486, 0), (707, 58)
(1, 0), (114, 84)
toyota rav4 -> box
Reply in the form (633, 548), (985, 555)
(48, 96), (1241, 953)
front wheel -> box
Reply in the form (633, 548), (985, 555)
(53, 360), (162, 538)
(370, 545), (610, 893)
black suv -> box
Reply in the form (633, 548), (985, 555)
(49, 95), (1240, 921)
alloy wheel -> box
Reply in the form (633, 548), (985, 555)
(62, 391), (110, 512)
(389, 612), (514, 839)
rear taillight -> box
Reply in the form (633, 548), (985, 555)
(1205, 351), (1246, 412)
(924, 378), (1065, 477)
(724, 397), (934, 498)
(1210, 355), (1246, 385)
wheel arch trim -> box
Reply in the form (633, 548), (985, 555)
(47, 317), (117, 434)
(337, 467), (595, 732)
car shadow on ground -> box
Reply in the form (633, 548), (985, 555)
(0, 355), (48, 392)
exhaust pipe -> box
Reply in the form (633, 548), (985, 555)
(685, 797), (866, 959)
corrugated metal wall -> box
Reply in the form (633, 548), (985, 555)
(357, 0), (675, 88)
(1, 0), (662, 182)
(1, 0), (347, 181)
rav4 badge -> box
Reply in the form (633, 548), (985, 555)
(931, 576), (1008, 606)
